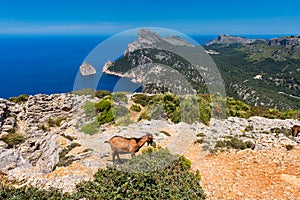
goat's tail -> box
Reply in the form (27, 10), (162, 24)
(104, 140), (109, 143)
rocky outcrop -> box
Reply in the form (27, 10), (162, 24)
(79, 61), (96, 76)
(0, 93), (299, 193)
(0, 99), (21, 134)
(268, 37), (300, 48)
(206, 34), (258, 46)
(125, 29), (194, 54)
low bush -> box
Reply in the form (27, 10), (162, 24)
(0, 132), (26, 148)
(8, 94), (29, 104)
(0, 149), (205, 200)
(61, 133), (75, 141)
(53, 142), (81, 170)
(194, 139), (204, 144)
(215, 137), (254, 150)
(38, 124), (49, 132)
(80, 121), (99, 135)
(47, 117), (66, 127)
(159, 130), (171, 136)
(95, 99), (112, 112)
(82, 101), (96, 118)
(96, 110), (114, 125)
(138, 108), (151, 121)
(286, 144), (294, 151)
(69, 89), (96, 96)
(132, 94), (152, 107)
(95, 90), (111, 99)
(130, 104), (141, 112)
(112, 92), (128, 103)
(197, 133), (206, 137)
(74, 149), (205, 199)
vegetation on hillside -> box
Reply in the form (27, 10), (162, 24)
(0, 129), (26, 148)
(0, 149), (205, 200)
(78, 90), (298, 134)
(105, 38), (299, 110)
(206, 43), (300, 110)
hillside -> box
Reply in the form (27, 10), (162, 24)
(104, 29), (300, 110)
(205, 35), (300, 110)
(0, 91), (300, 199)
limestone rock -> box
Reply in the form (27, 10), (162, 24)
(79, 61), (96, 76)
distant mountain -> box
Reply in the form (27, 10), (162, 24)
(206, 34), (258, 46)
(103, 29), (300, 110)
(205, 35), (300, 109)
(103, 28), (218, 95)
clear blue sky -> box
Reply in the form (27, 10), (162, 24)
(1, 0), (300, 35)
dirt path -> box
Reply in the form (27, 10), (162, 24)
(185, 145), (300, 200)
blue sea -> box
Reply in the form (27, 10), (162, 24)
(0, 34), (290, 99)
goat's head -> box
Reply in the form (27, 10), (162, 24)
(291, 125), (300, 137)
(146, 133), (154, 146)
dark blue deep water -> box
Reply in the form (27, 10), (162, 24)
(0, 34), (289, 99)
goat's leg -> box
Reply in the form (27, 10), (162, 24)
(116, 152), (121, 163)
(130, 152), (135, 158)
(112, 151), (116, 162)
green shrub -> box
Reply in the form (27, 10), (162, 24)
(159, 130), (171, 136)
(95, 90), (111, 99)
(112, 92), (128, 103)
(198, 95), (211, 125)
(149, 104), (165, 120)
(69, 89), (96, 96)
(180, 96), (200, 124)
(226, 97), (250, 118)
(130, 104), (141, 112)
(0, 185), (69, 200)
(197, 133), (206, 137)
(74, 149), (205, 199)
(82, 101), (96, 118)
(47, 117), (65, 127)
(1, 133), (26, 148)
(96, 110), (114, 125)
(8, 94), (29, 104)
(138, 108), (151, 121)
(95, 99), (112, 112)
(112, 105), (129, 117)
(194, 139), (204, 144)
(115, 116), (132, 126)
(1, 149), (205, 200)
(215, 137), (254, 150)
(132, 94), (152, 107)
(163, 93), (181, 123)
(53, 142), (81, 170)
(38, 124), (49, 132)
(80, 121), (99, 135)
(82, 148), (94, 153)
(286, 144), (294, 151)
(61, 133), (75, 141)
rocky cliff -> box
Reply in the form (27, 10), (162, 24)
(103, 29), (221, 95)
(102, 29), (300, 110)
(0, 92), (299, 195)
(80, 61), (96, 76)
(205, 34), (258, 46)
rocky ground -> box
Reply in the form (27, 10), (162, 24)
(186, 144), (300, 200)
(0, 93), (299, 199)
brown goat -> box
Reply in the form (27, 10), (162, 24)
(105, 133), (153, 162)
(291, 125), (300, 137)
